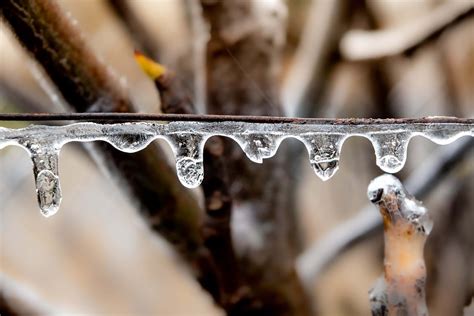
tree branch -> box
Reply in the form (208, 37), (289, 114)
(106, 0), (160, 59)
(199, 1), (310, 314)
(367, 174), (431, 316)
(297, 137), (474, 287)
(340, 1), (474, 61)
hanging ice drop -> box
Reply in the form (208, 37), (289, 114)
(166, 133), (206, 188)
(236, 133), (281, 163)
(302, 134), (345, 181)
(369, 132), (410, 173)
(28, 145), (62, 217)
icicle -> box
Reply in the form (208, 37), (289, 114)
(369, 132), (411, 173)
(301, 133), (346, 181)
(25, 141), (62, 217)
(166, 133), (206, 188)
(235, 133), (282, 163)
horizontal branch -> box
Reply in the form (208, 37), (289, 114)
(340, 1), (474, 61)
(0, 112), (472, 125)
(297, 136), (474, 287)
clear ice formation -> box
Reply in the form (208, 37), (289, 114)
(0, 120), (472, 217)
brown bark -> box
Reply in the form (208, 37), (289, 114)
(199, 1), (310, 315)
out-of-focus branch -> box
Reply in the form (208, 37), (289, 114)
(0, 0), (220, 295)
(367, 174), (431, 316)
(0, 79), (51, 113)
(182, 0), (208, 114)
(134, 51), (240, 306)
(282, 0), (345, 117)
(0, 274), (55, 315)
(340, 1), (474, 61)
(106, 0), (160, 59)
(199, 1), (310, 314)
(297, 137), (474, 287)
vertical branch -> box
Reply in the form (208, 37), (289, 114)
(199, 1), (310, 314)
(134, 51), (240, 306)
(368, 175), (432, 316)
(106, 0), (160, 58)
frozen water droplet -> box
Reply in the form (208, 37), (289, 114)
(109, 133), (154, 152)
(29, 144), (62, 217)
(176, 157), (204, 188)
(36, 169), (61, 217)
(166, 133), (206, 188)
(302, 134), (345, 181)
(237, 133), (281, 163)
(424, 128), (467, 145)
(370, 132), (410, 173)
(311, 160), (339, 181)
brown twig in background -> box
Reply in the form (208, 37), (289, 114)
(297, 137), (474, 287)
(340, 1), (474, 61)
(106, 0), (160, 59)
(367, 174), (432, 315)
(282, 0), (346, 118)
(0, 0), (221, 298)
(199, 1), (310, 314)
(134, 50), (241, 307)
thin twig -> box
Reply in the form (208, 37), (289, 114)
(297, 137), (474, 287)
(340, 1), (474, 61)
(106, 0), (160, 58)
(0, 112), (472, 125)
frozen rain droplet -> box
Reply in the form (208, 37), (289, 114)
(369, 132), (410, 173)
(35, 169), (61, 217)
(176, 157), (204, 188)
(237, 133), (281, 163)
(302, 134), (345, 181)
(108, 133), (154, 152)
(166, 133), (206, 188)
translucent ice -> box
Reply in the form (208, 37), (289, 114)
(0, 118), (472, 216)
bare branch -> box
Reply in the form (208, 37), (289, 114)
(340, 1), (474, 61)
(199, 0), (310, 314)
(297, 137), (474, 287)
(106, 0), (160, 59)
(367, 174), (432, 316)
(282, 0), (345, 117)
(0, 274), (55, 315)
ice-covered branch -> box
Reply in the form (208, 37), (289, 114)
(296, 136), (473, 287)
(340, 1), (474, 61)
(367, 174), (432, 315)
(1, 117), (472, 216)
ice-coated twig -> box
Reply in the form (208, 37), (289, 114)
(1, 118), (472, 215)
(340, 1), (474, 61)
(297, 137), (473, 287)
(367, 174), (432, 316)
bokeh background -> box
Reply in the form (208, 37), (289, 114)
(1, 0), (473, 315)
